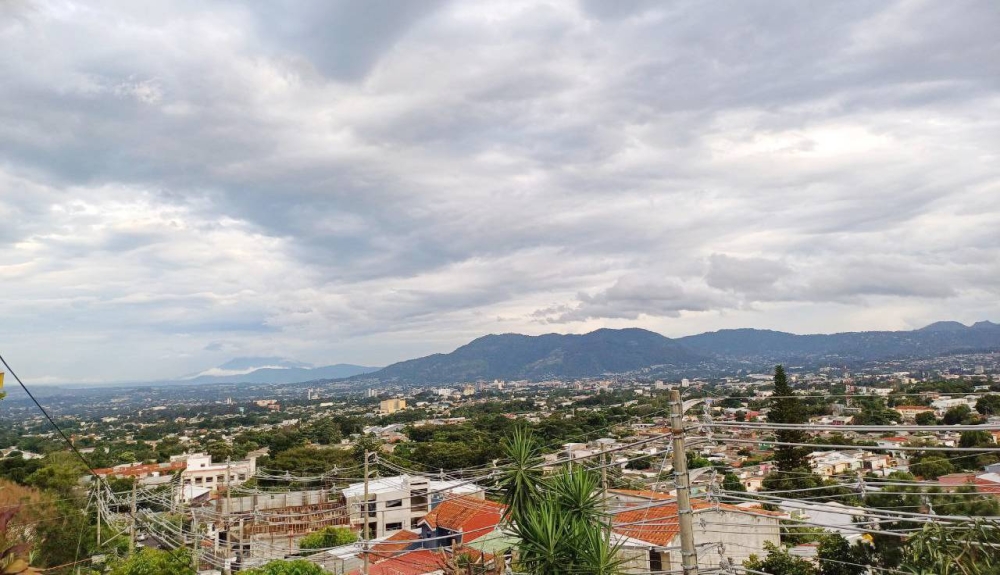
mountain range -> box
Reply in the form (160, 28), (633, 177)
(358, 320), (1000, 384)
(177, 357), (379, 385)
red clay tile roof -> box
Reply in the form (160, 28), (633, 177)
(370, 529), (420, 560)
(420, 496), (505, 538)
(354, 550), (442, 575)
(608, 489), (675, 501)
(613, 503), (680, 546)
(612, 496), (783, 546)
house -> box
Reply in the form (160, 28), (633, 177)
(893, 405), (934, 421)
(418, 496), (506, 548)
(610, 492), (783, 572)
(178, 453), (256, 500)
(93, 460), (186, 485)
(342, 475), (484, 539)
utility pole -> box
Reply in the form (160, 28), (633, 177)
(601, 451), (608, 493)
(96, 485), (102, 548)
(129, 478), (138, 555)
(191, 512), (200, 573)
(670, 389), (699, 575)
(362, 451), (371, 575)
(225, 456), (232, 575)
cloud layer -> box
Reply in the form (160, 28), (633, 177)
(0, 0), (998, 382)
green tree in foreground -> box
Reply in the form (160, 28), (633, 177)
(744, 536), (871, 575)
(744, 541), (815, 575)
(242, 559), (326, 575)
(108, 548), (195, 575)
(902, 519), (1000, 575)
(298, 526), (357, 551)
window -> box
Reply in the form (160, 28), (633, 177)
(649, 550), (662, 573)
(411, 488), (428, 512)
(366, 499), (377, 517)
(411, 517), (422, 529)
(205, 476), (213, 483)
(386, 499), (402, 508)
(385, 522), (403, 532)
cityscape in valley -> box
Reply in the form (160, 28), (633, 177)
(2, 1), (1000, 575)
(3, 322), (1000, 574)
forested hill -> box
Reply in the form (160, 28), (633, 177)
(676, 320), (1000, 362)
(363, 322), (1000, 384)
(369, 328), (704, 383)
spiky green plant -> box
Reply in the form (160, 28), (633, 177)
(549, 466), (603, 524)
(497, 427), (544, 525)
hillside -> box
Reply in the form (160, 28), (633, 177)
(676, 321), (1000, 363)
(364, 321), (1000, 384)
(369, 328), (705, 383)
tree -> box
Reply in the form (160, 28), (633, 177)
(943, 405), (975, 426)
(959, 430), (994, 448)
(909, 455), (954, 479)
(902, 519), (1000, 575)
(915, 412), (937, 426)
(817, 534), (871, 575)
(108, 548), (195, 575)
(852, 400), (902, 426)
(768, 365), (809, 471)
(241, 559), (326, 575)
(744, 541), (816, 575)
(976, 395), (1000, 417)
(686, 452), (711, 469)
(722, 473), (746, 493)
(298, 526), (356, 551)
(25, 453), (86, 493)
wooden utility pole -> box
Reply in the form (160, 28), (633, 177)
(670, 389), (699, 575)
(362, 451), (371, 575)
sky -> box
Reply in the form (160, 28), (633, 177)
(0, 0), (998, 383)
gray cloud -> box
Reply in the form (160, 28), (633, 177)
(0, 0), (998, 382)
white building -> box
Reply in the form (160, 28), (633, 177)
(178, 453), (256, 500)
(342, 475), (484, 539)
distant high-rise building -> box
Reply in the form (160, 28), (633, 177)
(380, 398), (406, 414)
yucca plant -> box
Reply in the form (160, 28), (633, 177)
(499, 431), (625, 575)
(549, 466), (603, 524)
(497, 427), (544, 526)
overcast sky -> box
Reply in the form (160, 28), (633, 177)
(1, 0), (998, 383)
